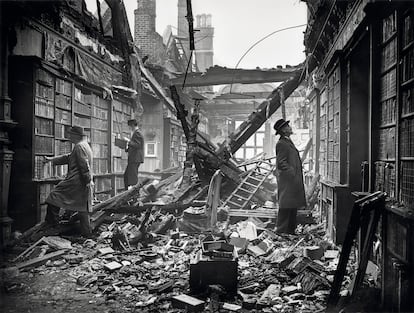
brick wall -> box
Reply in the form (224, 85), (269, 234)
(134, 0), (167, 65)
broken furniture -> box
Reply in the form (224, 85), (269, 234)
(327, 191), (386, 309)
(190, 238), (238, 294)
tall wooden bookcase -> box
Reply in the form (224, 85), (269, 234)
(9, 57), (133, 229)
(374, 6), (414, 311)
(373, 7), (414, 210)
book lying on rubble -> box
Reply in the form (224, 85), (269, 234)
(114, 137), (128, 149)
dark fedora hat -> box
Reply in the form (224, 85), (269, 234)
(127, 119), (138, 126)
(67, 126), (85, 137)
(273, 118), (290, 134)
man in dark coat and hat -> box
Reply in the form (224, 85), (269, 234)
(273, 119), (306, 234)
(44, 126), (94, 236)
(124, 119), (144, 190)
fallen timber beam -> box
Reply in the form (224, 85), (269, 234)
(103, 201), (206, 214)
(170, 85), (242, 183)
(217, 66), (304, 158)
(92, 178), (151, 212)
(170, 66), (303, 87)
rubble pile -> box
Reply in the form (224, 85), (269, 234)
(2, 207), (350, 313)
(1, 169), (351, 312)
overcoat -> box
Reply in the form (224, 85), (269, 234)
(126, 129), (144, 164)
(124, 129), (144, 187)
(275, 136), (306, 208)
(46, 139), (93, 212)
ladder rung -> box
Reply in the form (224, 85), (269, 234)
(238, 187), (253, 193)
(225, 200), (243, 207)
(231, 194), (249, 201)
(247, 177), (263, 182)
(252, 171), (266, 176)
(243, 182), (258, 187)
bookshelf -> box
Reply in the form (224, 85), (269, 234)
(319, 88), (327, 179)
(111, 98), (132, 193)
(400, 8), (414, 209)
(9, 59), (135, 227)
(374, 11), (398, 199)
(327, 65), (341, 182)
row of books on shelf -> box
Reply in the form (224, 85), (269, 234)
(35, 97), (54, 119)
(92, 158), (109, 175)
(113, 100), (132, 115)
(91, 129), (108, 144)
(113, 157), (127, 173)
(381, 38), (397, 72)
(115, 177), (125, 190)
(327, 143), (339, 160)
(55, 108), (72, 125)
(327, 161), (340, 183)
(91, 143), (108, 159)
(374, 161), (396, 198)
(74, 100), (91, 116)
(35, 136), (54, 154)
(92, 118), (109, 130)
(56, 79), (72, 96)
(382, 13), (397, 44)
(55, 139), (72, 155)
(36, 83), (54, 99)
(400, 161), (414, 207)
(37, 69), (53, 86)
(113, 111), (130, 124)
(402, 87), (414, 115)
(400, 118), (414, 157)
(379, 98), (396, 125)
(403, 13), (414, 49)
(55, 94), (72, 110)
(35, 157), (69, 180)
(55, 123), (70, 139)
(95, 177), (112, 193)
(73, 115), (91, 128)
(35, 117), (54, 136)
(34, 156), (52, 179)
(401, 49), (414, 82)
(378, 127), (396, 160)
(92, 107), (108, 120)
(380, 69), (397, 101)
(96, 98), (110, 110)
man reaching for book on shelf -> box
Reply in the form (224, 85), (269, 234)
(124, 119), (144, 190)
(43, 126), (94, 236)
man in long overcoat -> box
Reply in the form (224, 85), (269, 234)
(273, 119), (306, 234)
(44, 126), (93, 236)
(124, 119), (144, 189)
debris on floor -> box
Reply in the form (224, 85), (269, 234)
(1, 164), (358, 312)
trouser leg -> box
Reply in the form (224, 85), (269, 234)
(45, 203), (60, 225)
(78, 211), (91, 236)
(123, 166), (129, 191)
(287, 208), (298, 234)
(277, 208), (297, 234)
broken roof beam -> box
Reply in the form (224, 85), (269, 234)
(217, 66), (304, 157)
(171, 66), (303, 87)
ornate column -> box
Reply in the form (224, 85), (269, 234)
(0, 8), (17, 246)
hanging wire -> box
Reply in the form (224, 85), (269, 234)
(229, 23), (307, 94)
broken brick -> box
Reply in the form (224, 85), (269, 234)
(171, 294), (205, 312)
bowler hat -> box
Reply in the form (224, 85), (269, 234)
(67, 126), (85, 137)
(273, 119), (290, 134)
(127, 119), (138, 126)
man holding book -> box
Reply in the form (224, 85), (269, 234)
(43, 126), (94, 236)
(124, 119), (144, 190)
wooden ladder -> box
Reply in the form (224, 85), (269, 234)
(222, 157), (276, 210)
